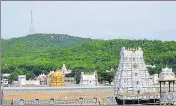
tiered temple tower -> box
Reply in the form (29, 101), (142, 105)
(49, 71), (65, 86)
(114, 47), (155, 97)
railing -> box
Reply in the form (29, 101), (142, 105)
(3, 86), (115, 93)
(3, 97), (116, 105)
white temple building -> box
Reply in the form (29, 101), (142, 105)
(79, 71), (99, 86)
(114, 47), (157, 101)
(18, 75), (40, 86)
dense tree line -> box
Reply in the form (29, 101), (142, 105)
(1, 34), (176, 83)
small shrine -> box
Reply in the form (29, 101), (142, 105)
(60, 64), (71, 76)
(158, 66), (176, 105)
(49, 71), (65, 86)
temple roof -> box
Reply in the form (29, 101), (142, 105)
(38, 73), (47, 79)
(159, 66), (175, 78)
(157, 78), (176, 82)
(121, 47), (142, 51)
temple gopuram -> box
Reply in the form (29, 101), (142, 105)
(114, 47), (159, 105)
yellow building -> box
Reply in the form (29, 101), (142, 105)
(49, 71), (65, 86)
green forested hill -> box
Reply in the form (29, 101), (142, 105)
(2, 33), (93, 57)
(2, 34), (176, 83)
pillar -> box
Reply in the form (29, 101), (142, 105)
(159, 81), (161, 105)
(169, 81), (171, 92)
(173, 81), (174, 92)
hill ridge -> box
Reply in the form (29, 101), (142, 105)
(1, 33), (176, 83)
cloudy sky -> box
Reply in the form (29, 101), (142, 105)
(1, 1), (176, 40)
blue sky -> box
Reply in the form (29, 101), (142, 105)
(1, 1), (176, 40)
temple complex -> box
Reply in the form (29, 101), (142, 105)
(114, 47), (158, 104)
(2, 47), (176, 105)
(49, 71), (65, 86)
(80, 71), (99, 86)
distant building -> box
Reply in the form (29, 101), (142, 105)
(106, 68), (115, 73)
(64, 77), (76, 86)
(2, 73), (10, 87)
(18, 75), (40, 86)
(37, 73), (47, 85)
(18, 75), (27, 86)
(79, 71), (99, 86)
(25, 79), (40, 85)
(146, 65), (156, 68)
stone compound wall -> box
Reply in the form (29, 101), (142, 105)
(3, 86), (116, 105)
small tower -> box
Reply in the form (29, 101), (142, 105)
(60, 64), (71, 76)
